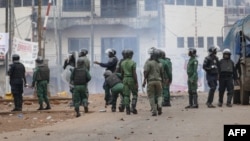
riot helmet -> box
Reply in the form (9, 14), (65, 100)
(188, 48), (197, 57)
(105, 48), (116, 57)
(79, 49), (88, 57)
(103, 70), (112, 78)
(12, 54), (20, 61)
(222, 48), (231, 59)
(126, 49), (134, 58)
(36, 56), (43, 64)
(148, 47), (156, 55)
(208, 45), (219, 55)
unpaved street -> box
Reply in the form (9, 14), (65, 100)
(0, 93), (250, 141)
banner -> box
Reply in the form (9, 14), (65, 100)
(12, 37), (38, 69)
(0, 33), (9, 55)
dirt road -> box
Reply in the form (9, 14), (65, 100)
(0, 93), (250, 141)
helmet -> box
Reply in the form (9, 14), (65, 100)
(77, 58), (85, 67)
(122, 49), (127, 57)
(12, 54), (20, 61)
(126, 49), (134, 57)
(159, 50), (165, 58)
(148, 47), (156, 55)
(208, 45), (219, 54)
(35, 56), (43, 64)
(188, 48), (197, 55)
(223, 48), (231, 54)
(105, 48), (115, 55)
(80, 49), (88, 56)
(103, 70), (112, 78)
(153, 49), (161, 56)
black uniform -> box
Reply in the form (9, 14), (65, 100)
(218, 58), (237, 107)
(8, 61), (26, 111)
(203, 55), (219, 107)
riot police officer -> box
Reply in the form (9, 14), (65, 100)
(103, 70), (124, 112)
(203, 46), (219, 108)
(63, 52), (76, 69)
(32, 57), (51, 110)
(143, 48), (164, 116)
(71, 58), (91, 117)
(218, 49), (237, 107)
(159, 50), (172, 107)
(8, 54), (27, 111)
(121, 49), (138, 115)
(185, 48), (199, 109)
(94, 48), (118, 106)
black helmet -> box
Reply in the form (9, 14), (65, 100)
(153, 49), (161, 56)
(122, 49), (127, 57)
(35, 56), (43, 64)
(12, 54), (20, 61)
(159, 50), (166, 58)
(126, 49), (134, 58)
(208, 45), (218, 54)
(80, 49), (88, 56)
(188, 48), (197, 56)
(77, 58), (85, 67)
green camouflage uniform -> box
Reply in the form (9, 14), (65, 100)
(121, 58), (138, 113)
(187, 56), (198, 107)
(144, 60), (164, 115)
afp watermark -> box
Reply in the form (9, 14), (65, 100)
(224, 125), (250, 141)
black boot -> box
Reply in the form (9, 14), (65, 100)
(37, 104), (44, 110)
(226, 94), (233, 107)
(165, 98), (171, 107)
(75, 107), (81, 117)
(192, 94), (199, 108)
(44, 101), (51, 110)
(118, 104), (125, 112)
(185, 94), (193, 109)
(157, 107), (162, 115)
(11, 97), (19, 111)
(131, 98), (138, 114)
(126, 106), (130, 115)
(111, 106), (116, 112)
(218, 92), (224, 107)
(83, 102), (88, 113)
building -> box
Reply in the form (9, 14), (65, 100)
(0, 0), (243, 93)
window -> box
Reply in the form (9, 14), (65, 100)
(188, 37), (194, 48)
(198, 37), (204, 48)
(176, 0), (185, 5)
(177, 37), (184, 48)
(101, 0), (137, 17)
(145, 0), (158, 11)
(101, 37), (139, 63)
(165, 0), (175, 5)
(68, 38), (89, 53)
(216, 0), (223, 7)
(207, 37), (214, 49)
(63, 0), (91, 12)
(206, 0), (213, 6)
(217, 37), (223, 48)
(0, 0), (7, 8)
(196, 0), (203, 6)
(186, 0), (194, 6)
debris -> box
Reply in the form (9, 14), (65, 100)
(46, 116), (52, 120)
(176, 136), (179, 139)
(99, 109), (106, 112)
(4, 137), (8, 139)
(33, 130), (36, 132)
(18, 114), (23, 119)
(33, 117), (38, 120)
(9, 114), (13, 116)
(148, 132), (152, 135)
(131, 131), (134, 134)
(120, 118), (124, 121)
(46, 133), (50, 136)
(8, 102), (13, 107)
(114, 136), (120, 140)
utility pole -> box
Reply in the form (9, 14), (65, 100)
(5, 0), (9, 74)
(90, 0), (94, 64)
(158, 0), (165, 49)
(37, 0), (42, 57)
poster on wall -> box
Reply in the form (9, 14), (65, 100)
(0, 33), (9, 65)
(12, 37), (38, 69)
